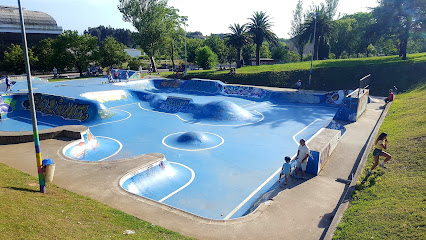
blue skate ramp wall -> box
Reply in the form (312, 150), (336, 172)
(0, 93), (105, 123)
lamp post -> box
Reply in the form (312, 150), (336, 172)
(17, 0), (45, 193)
(182, 17), (188, 76)
(309, 12), (318, 87)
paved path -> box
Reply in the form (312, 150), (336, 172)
(0, 99), (385, 240)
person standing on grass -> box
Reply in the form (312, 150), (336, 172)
(294, 139), (310, 178)
(278, 156), (292, 186)
(369, 132), (392, 175)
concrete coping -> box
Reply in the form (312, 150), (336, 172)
(0, 125), (87, 144)
(309, 128), (341, 152)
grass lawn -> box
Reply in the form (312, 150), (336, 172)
(182, 53), (426, 75)
(0, 164), (192, 240)
(332, 84), (426, 239)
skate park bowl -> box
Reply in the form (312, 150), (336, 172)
(0, 76), (362, 220)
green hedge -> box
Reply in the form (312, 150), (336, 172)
(169, 61), (426, 96)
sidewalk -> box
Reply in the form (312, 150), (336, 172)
(0, 100), (385, 240)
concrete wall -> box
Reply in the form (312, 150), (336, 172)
(333, 89), (369, 122)
(306, 128), (341, 175)
(0, 93), (102, 122)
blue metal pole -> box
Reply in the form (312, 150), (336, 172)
(17, 0), (45, 193)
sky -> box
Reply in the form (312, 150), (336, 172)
(3, 0), (378, 38)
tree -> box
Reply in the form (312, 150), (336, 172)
(260, 42), (272, 58)
(366, 43), (376, 57)
(302, 1), (339, 60)
(118, 0), (181, 72)
(85, 26), (136, 47)
(289, 0), (308, 61)
(242, 44), (255, 65)
(3, 44), (37, 75)
(330, 18), (356, 59)
(376, 37), (399, 56)
(224, 23), (251, 68)
(247, 11), (278, 65)
(186, 38), (204, 63)
(372, 0), (426, 60)
(204, 34), (227, 64)
(271, 42), (290, 61)
(187, 31), (204, 39)
(195, 46), (218, 70)
(99, 37), (129, 68)
(32, 38), (55, 73)
(53, 31), (99, 76)
(341, 12), (375, 56)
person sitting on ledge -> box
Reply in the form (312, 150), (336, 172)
(384, 89), (394, 103)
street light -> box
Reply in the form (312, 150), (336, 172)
(309, 12), (318, 87)
(181, 17), (188, 76)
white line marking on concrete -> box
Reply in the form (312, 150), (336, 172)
(97, 136), (123, 162)
(13, 116), (59, 127)
(161, 132), (225, 151)
(108, 102), (139, 109)
(89, 109), (132, 128)
(240, 102), (257, 107)
(292, 119), (322, 145)
(223, 118), (323, 220)
(159, 162), (195, 203)
(137, 103), (264, 127)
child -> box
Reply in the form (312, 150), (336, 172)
(278, 156), (292, 185)
(5, 76), (11, 92)
(369, 132), (392, 175)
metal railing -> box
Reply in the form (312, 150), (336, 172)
(358, 74), (371, 98)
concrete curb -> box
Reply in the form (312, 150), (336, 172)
(0, 125), (87, 144)
(323, 102), (392, 240)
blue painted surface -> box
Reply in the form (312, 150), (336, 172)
(0, 78), (339, 219)
(122, 160), (193, 202)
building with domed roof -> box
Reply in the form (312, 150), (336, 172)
(0, 5), (63, 47)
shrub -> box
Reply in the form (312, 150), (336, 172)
(196, 46), (218, 70)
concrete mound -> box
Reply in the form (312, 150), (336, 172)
(177, 132), (209, 145)
(197, 101), (253, 121)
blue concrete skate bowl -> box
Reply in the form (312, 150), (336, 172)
(120, 160), (194, 202)
(0, 77), (344, 220)
(63, 136), (122, 161)
(162, 131), (224, 151)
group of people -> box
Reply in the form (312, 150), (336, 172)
(277, 132), (393, 186)
(278, 138), (310, 185)
(106, 68), (129, 83)
(87, 66), (103, 76)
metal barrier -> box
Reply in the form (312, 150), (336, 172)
(358, 74), (371, 98)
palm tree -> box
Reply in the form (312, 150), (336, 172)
(224, 23), (251, 68)
(302, 6), (335, 60)
(247, 11), (278, 65)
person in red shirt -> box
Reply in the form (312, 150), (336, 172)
(385, 89), (394, 103)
